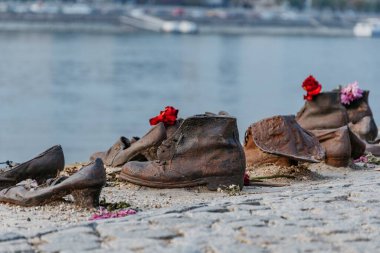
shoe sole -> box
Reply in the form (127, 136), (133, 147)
(325, 157), (350, 167)
(119, 171), (243, 191)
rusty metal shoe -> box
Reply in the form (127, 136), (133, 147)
(0, 145), (64, 190)
(90, 137), (131, 166)
(111, 123), (167, 167)
(344, 90), (378, 142)
(296, 91), (365, 160)
(296, 91), (349, 130)
(140, 119), (184, 161)
(310, 126), (351, 167)
(244, 115), (325, 167)
(119, 114), (246, 190)
(365, 143), (380, 156)
(0, 158), (106, 208)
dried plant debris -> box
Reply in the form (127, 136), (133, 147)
(217, 185), (241, 196)
(61, 162), (91, 177)
(366, 153), (380, 165)
(105, 167), (123, 186)
(354, 153), (380, 169)
(89, 197), (138, 220)
(247, 163), (324, 182)
(99, 197), (131, 211)
(63, 163), (123, 186)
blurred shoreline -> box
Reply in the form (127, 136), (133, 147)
(0, 3), (371, 36)
(0, 20), (353, 36)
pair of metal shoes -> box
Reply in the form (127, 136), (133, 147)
(244, 91), (372, 169)
(0, 145), (106, 208)
(91, 113), (246, 191)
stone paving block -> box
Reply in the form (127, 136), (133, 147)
(268, 241), (337, 253)
(96, 223), (151, 237)
(36, 225), (101, 252)
(0, 239), (34, 253)
(2, 170), (380, 252)
(158, 244), (205, 253)
(104, 238), (163, 251)
(0, 232), (25, 242)
(208, 242), (266, 253)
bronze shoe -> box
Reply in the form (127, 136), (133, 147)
(344, 90), (378, 142)
(296, 91), (349, 130)
(140, 119), (183, 161)
(0, 158), (106, 208)
(119, 114), (246, 190)
(0, 145), (64, 190)
(296, 91), (365, 160)
(90, 137), (132, 166)
(90, 122), (178, 167)
(310, 126), (351, 167)
(111, 123), (167, 166)
(365, 143), (380, 156)
(244, 115), (325, 167)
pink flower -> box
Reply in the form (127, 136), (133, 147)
(354, 155), (368, 163)
(341, 81), (363, 105)
(89, 208), (137, 221)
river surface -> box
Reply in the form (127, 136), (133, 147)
(1, 32), (379, 163)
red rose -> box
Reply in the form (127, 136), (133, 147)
(149, 106), (179, 126)
(302, 75), (322, 101)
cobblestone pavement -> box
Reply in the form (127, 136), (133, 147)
(1, 168), (380, 253)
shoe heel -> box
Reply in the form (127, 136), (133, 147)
(72, 187), (102, 208)
(205, 175), (244, 191)
(325, 157), (350, 167)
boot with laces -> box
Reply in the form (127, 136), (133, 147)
(119, 114), (246, 190)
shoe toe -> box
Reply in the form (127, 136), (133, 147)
(121, 161), (146, 176)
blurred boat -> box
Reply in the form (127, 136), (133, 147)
(161, 21), (198, 34)
(353, 18), (380, 37)
(122, 9), (198, 34)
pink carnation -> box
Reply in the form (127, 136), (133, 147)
(354, 155), (368, 163)
(89, 208), (137, 221)
(341, 81), (363, 105)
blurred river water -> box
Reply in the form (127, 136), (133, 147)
(1, 32), (380, 163)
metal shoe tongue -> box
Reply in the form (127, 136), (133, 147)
(120, 136), (131, 150)
(250, 115), (325, 163)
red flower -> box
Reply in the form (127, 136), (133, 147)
(302, 75), (322, 101)
(244, 172), (250, 186)
(149, 106), (179, 126)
